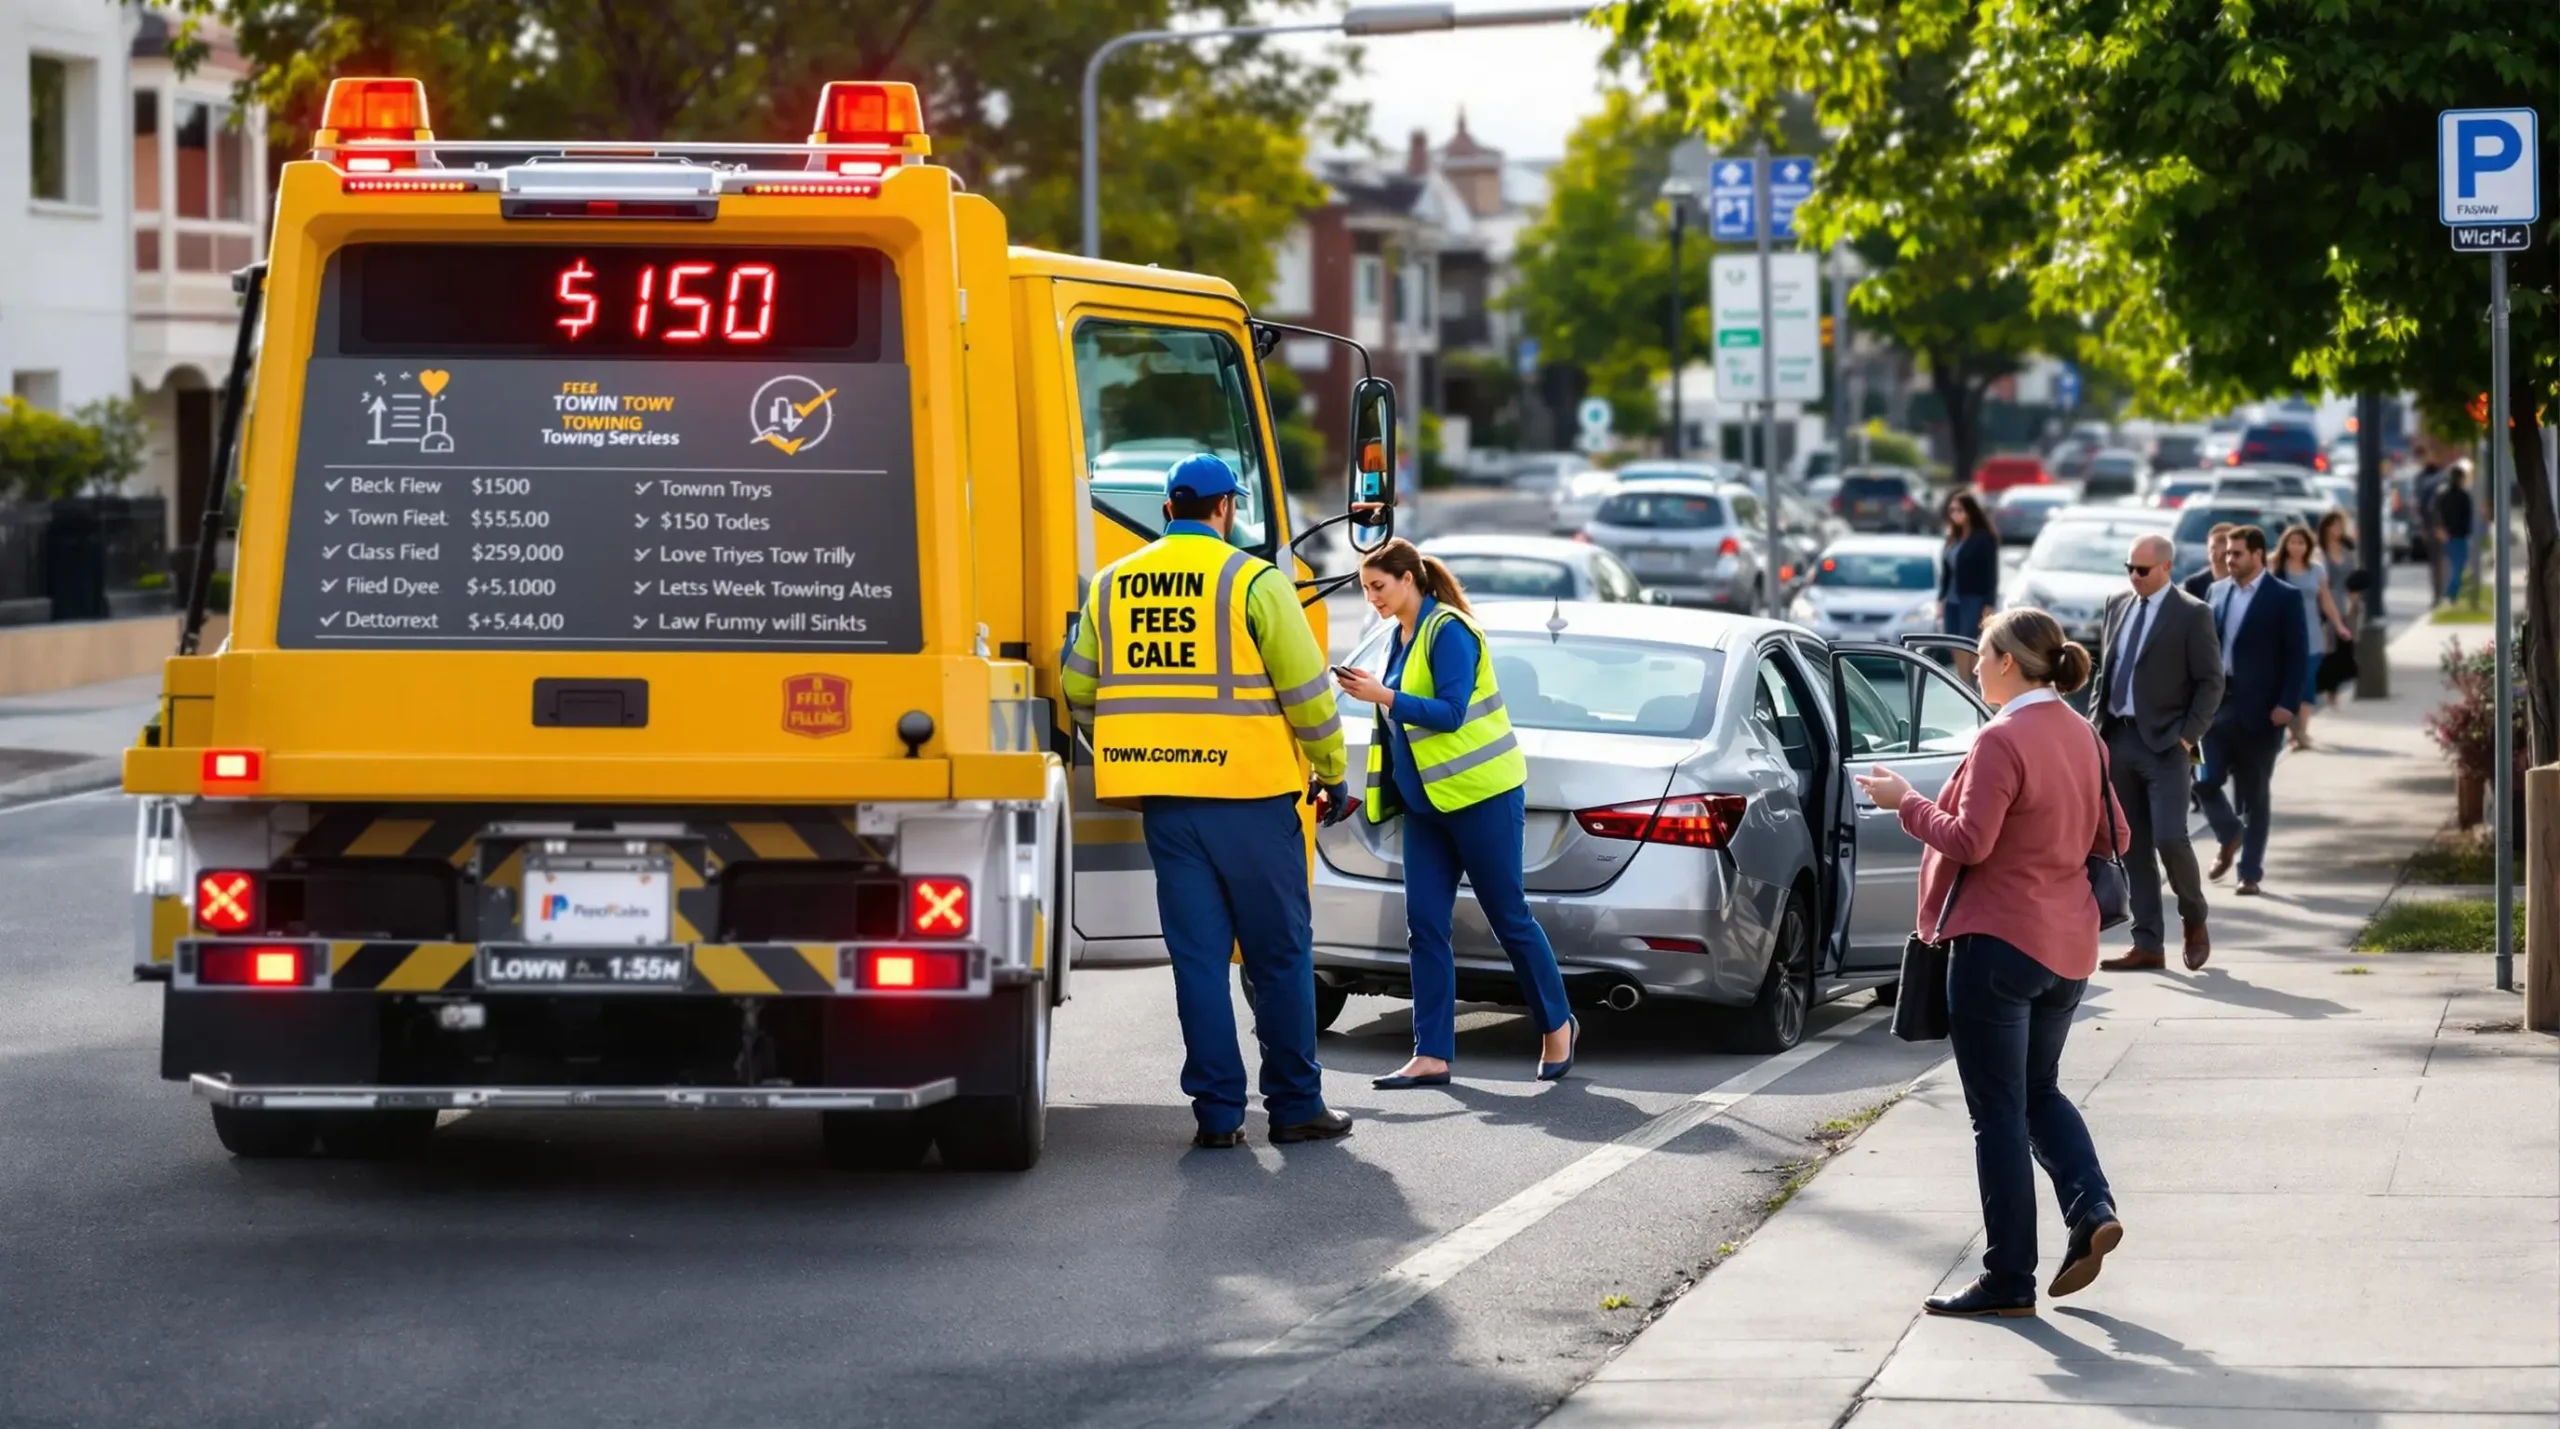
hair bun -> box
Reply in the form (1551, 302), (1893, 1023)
(2051, 640), (2093, 695)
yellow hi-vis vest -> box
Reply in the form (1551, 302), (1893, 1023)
(1087, 535), (1302, 801)
(1364, 604), (1526, 820)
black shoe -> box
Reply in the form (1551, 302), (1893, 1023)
(1372, 1071), (1451, 1090)
(1270, 1108), (1353, 1144)
(1923, 1277), (2036, 1318)
(1192, 1127), (1246, 1150)
(2050, 1207), (2124, 1298)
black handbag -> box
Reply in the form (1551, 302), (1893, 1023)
(2087, 729), (2131, 932)
(1892, 873), (1960, 1043)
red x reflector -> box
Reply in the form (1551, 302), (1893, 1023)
(195, 871), (259, 933)
(907, 877), (971, 938)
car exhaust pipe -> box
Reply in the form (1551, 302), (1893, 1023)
(1603, 982), (1644, 1013)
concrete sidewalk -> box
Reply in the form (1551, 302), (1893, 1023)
(0, 674), (155, 807)
(1542, 610), (2560, 1426)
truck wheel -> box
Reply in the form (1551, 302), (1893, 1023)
(315, 1109), (439, 1159)
(821, 1111), (933, 1171)
(935, 984), (1048, 1172)
(1719, 891), (1813, 1055)
(208, 1105), (315, 1159)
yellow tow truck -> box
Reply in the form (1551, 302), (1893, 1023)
(125, 77), (1397, 1171)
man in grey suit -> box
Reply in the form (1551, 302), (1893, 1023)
(2092, 533), (2225, 971)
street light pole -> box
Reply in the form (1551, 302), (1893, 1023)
(1082, 4), (1597, 259)
(1754, 136), (1783, 617)
(1660, 177), (1696, 459)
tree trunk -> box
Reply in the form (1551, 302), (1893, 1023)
(1929, 351), (1981, 485)
(2504, 367), (2559, 767)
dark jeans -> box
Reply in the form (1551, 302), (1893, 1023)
(2104, 721), (2208, 952)
(1947, 934), (2113, 1299)
(2197, 720), (2284, 884)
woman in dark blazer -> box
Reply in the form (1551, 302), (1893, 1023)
(1939, 490), (2001, 678)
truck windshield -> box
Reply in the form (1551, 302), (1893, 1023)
(274, 242), (918, 653)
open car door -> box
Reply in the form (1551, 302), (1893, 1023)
(1825, 639), (1994, 971)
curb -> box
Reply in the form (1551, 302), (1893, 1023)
(0, 757), (123, 811)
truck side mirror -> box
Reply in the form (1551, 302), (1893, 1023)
(1349, 376), (1396, 550)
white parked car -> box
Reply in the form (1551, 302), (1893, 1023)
(1421, 533), (1659, 605)
(2003, 508), (2177, 646)
(1788, 535), (1943, 641)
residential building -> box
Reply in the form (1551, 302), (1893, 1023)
(3, 0), (134, 416)
(127, 10), (267, 550)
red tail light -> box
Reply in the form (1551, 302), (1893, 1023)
(1571, 530), (1593, 544)
(857, 947), (967, 991)
(200, 747), (264, 795)
(1828, 495), (1844, 513)
(1717, 535), (1741, 557)
(1575, 794), (1748, 849)
(906, 877), (971, 938)
(195, 871), (259, 933)
(2312, 453), (2328, 472)
(2226, 452), (2241, 465)
(199, 944), (307, 987)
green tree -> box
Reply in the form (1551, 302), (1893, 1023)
(170, 0), (1356, 306)
(1617, 5), (2086, 483)
(74, 395), (151, 496)
(1505, 89), (1691, 442)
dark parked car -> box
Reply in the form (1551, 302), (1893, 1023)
(2233, 424), (2327, 472)
(1829, 468), (1929, 533)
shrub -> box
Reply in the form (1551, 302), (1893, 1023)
(2424, 634), (2529, 784)
(0, 396), (105, 503)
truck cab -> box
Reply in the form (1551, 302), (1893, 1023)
(127, 77), (1392, 1172)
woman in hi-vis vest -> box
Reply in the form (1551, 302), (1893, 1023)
(1333, 540), (1577, 1086)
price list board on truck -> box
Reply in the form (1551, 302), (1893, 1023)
(273, 243), (923, 652)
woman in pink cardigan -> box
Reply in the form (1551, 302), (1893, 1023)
(1856, 608), (2133, 1319)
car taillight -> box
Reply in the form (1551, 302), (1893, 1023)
(2312, 453), (2328, 472)
(199, 944), (307, 987)
(195, 871), (259, 933)
(906, 876), (971, 938)
(1572, 531), (1593, 544)
(1575, 794), (1748, 849)
(200, 748), (264, 795)
(1900, 496), (1918, 511)
(856, 947), (968, 991)
(2226, 452), (2241, 465)
(1829, 495), (1844, 512)
(1717, 535), (1741, 557)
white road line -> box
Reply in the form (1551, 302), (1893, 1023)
(0, 786), (117, 820)
(1118, 1005), (1889, 1429)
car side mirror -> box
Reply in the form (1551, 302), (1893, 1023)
(1348, 376), (1396, 551)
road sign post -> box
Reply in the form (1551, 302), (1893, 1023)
(2437, 105), (2538, 992)
(1753, 139), (1782, 617)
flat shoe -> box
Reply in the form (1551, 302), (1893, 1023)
(2050, 1215), (2124, 1298)
(2236, 882), (2263, 897)
(1371, 1071), (1451, 1089)
(2099, 949), (2165, 973)
(1924, 1277), (2037, 1318)
(1192, 1128), (1245, 1149)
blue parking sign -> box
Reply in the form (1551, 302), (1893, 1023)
(1708, 159), (1756, 241)
(1768, 156), (1814, 242)
(2438, 108), (2540, 226)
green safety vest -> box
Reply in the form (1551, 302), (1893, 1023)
(1363, 604), (1526, 820)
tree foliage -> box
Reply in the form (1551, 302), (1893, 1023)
(167, 0), (1358, 305)
(1616, 0), (2560, 758)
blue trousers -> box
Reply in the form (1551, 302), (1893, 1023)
(1946, 934), (2113, 1299)
(1142, 794), (1326, 1134)
(1402, 786), (1572, 1061)
(2197, 720), (2282, 884)
(2442, 535), (2471, 602)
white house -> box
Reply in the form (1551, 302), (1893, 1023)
(2, 0), (134, 417)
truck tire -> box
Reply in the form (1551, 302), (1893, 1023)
(821, 1111), (933, 1171)
(314, 1109), (439, 1159)
(935, 984), (1048, 1172)
(208, 1105), (315, 1159)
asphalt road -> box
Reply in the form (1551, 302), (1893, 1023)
(0, 791), (1942, 1429)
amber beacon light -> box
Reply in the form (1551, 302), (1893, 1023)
(317, 77), (434, 171)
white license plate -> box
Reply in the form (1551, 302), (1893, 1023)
(1628, 548), (1684, 574)
(479, 947), (691, 990)
(522, 866), (673, 945)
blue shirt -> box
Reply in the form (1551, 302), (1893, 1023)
(1378, 598), (1481, 812)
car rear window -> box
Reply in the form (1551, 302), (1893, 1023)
(1434, 555), (1576, 599)
(2152, 436), (2203, 467)
(1595, 491), (1725, 529)
(1813, 552), (1935, 589)
(2239, 426), (2318, 460)
(1838, 475), (1911, 499)
(1485, 635), (1726, 738)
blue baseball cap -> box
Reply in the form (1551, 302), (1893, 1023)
(1166, 453), (1245, 501)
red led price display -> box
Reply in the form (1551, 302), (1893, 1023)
(345, 245), (872, 358)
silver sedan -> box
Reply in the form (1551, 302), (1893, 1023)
(1311, 601), (1996, 1052)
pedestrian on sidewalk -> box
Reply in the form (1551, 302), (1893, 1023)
(2434, 463), (2475, 606)
(2314, 511), (2361, 707)
(1333, 539), (1578, 1087)
(1855, 609), (2132, 1318)
(2196, 526), (2307, 896)
(1938, 491), (2001, 682)
(1061, 455), (1357, 1150)
(2270, 525), (2351, 752)
(2181, 522), (2237, 602)
(2092, 533), (2224, 973)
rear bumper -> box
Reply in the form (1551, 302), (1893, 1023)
(190, 1072), (956, 1113)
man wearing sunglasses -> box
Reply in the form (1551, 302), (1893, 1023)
(2090, 533), (2226, 972)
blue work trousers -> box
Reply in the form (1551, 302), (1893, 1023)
(2197, 721), (2283, 885)
(1142, 794), (1326, 1135)
(1946, 933), (2114, 1299)
(1402, 786), (1572, 1062)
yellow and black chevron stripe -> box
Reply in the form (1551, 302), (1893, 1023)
(316, 940), (845, 994)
